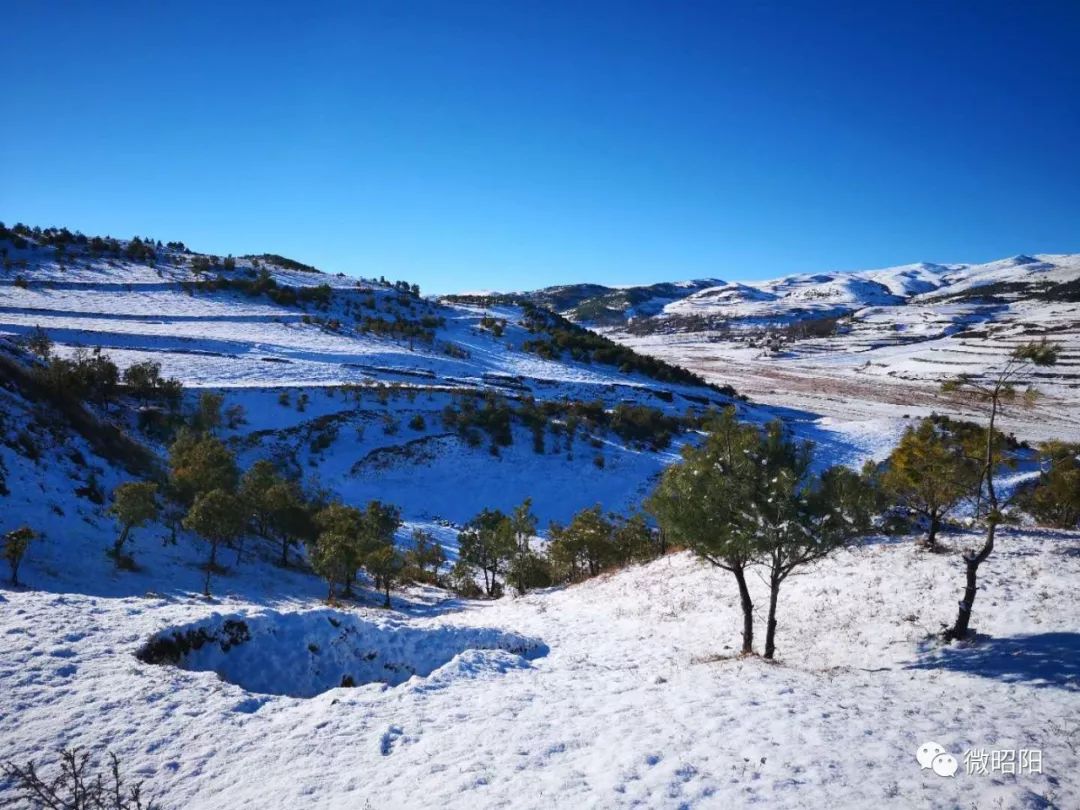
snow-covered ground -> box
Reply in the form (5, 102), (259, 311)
(2, 237), (1078, 809)
(3, 531), (1077, 808)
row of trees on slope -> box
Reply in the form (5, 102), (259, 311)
(105, 427), (412, 602)
(447, 500), (659, 599)
(646, 337), (1068, 652)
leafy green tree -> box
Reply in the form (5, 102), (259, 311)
(123, 360), (163, 401)
(612, 513), (655, 563)
(311, 533), (356, 604)
(168, 431), (238, 505)
(365, 544), (405, 607)
(458, 508), (515, 597)
(123, 361), (184, 407)
(547, 506), (616, 582)
(508, 499), (540, 595)
(182, 489), (245, 596)
(646, 408), (769, 655)
(506, 546), (553, 593)
(4, 526), (37, 586)
(881, 417), (983, 548)
(941, 339), (1059, 641)
(74, 347), (120, 407)
(195, 392), (224, 434)
(1018, 441), (1080, 529)
(310, 502), (375, 600)
(359, 501), (401, 551)
(357, 501), (402, 597)
(265, 481), (314, 567)
(751, 422), (874, 658)
(311, 501), (399, 604)
(108, 481), (159, 559)
(405, 528), (447, 582)
(239, 460), (282, 539)
(308, 530), (356, 603)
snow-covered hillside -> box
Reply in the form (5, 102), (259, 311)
(2, 229), (1078, 810)
(609, 254), (1080, 443)
(0, 231), (738, 529)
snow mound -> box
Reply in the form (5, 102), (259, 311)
(137, 610), (547, 698)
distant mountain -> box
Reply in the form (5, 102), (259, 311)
(517, 279), (724, 326)
(526, 254), (1080, 331)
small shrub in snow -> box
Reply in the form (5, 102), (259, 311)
(4, 526), (37, 586)
(1017, 441), (1080, 530)
(20, 325), (53, 360)
(405, 529), (446, 582)
(17, 429), (41, 461)
(108, 481), (159, 562)
(224, 403), (247, 430)
(1, 748), (159, 810)
(448, 560), (483, 598)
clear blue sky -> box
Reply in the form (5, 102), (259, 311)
(3, 1), (1078, 294)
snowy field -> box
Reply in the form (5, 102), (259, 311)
(2, 531), (1077, 808)
(2, 239), (1078, 809)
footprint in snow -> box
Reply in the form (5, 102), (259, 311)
(232, 697), (267, 714)
(379, 725), (406, 756)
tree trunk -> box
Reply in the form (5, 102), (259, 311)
(732, 565), (755, 655)
(280, 536), (290, 567)
(946, 399), (1000, 641)
(234, 536), (244, 567)
(926, 513), (939, 549)
(10, 560), (19, 587)
(946, 519), (996, 641)
(113, 524), (131, 555)
(764, 572), (781, 659)
(204, 539), (218, 597)
(383, 583), (391, 608)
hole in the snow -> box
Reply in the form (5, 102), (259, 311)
(136, 609), (546, 698)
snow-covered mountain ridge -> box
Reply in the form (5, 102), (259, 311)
(588, 254), (1080, 443)
(533, 254), (1080, 329)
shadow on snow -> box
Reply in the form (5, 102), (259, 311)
(907, 632), (1080, 691)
